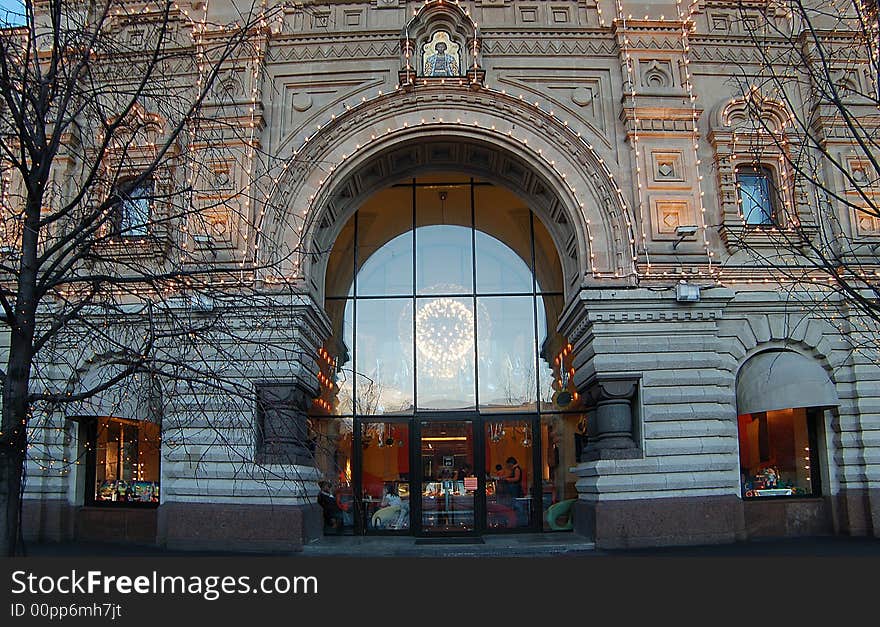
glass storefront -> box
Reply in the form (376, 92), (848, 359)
(420, 420), (475, 532)
(738, 408), (821, 498)
(485, 419), (534, 529)
(311, 174), (583, 535)
(85, 417), (161, 506)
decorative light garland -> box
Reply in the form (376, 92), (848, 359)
(675, 0), (716, 275)
(615, 3), (653, 275)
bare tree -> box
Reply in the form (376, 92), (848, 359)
(719, 1), (880, 355)
(0, 0), (330, 556)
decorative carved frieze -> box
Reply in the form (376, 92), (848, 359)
(480, 36), (616, 57)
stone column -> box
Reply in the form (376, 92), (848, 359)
(581, 377), (641, 461)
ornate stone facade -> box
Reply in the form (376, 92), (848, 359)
(17, 0), (880, 551)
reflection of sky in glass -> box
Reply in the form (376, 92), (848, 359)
(537, 297), (555, 406)
(737, 170), (773, 225)
(356, 299), (414, 415)
(478, 296), (536, 409)
(0, 0), (25, 26)
(475, 230), (533, 294)
(328, 183), (564, 415)
(417, 225), (473, 294)
(357, 230), (412, 297)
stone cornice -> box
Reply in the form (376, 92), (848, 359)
(559, 286), (735, 345)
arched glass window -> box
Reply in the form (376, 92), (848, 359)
(322, 174), (566, 415)
(312, 174), (584, 535)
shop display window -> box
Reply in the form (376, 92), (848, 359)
(86, 417), (160, 506)
(313, 174), (580, 534)
(737, 408), (821, 498)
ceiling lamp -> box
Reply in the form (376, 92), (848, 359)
(415, 298), (474, 378)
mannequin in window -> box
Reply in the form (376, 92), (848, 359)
(425, 42), (457, 77)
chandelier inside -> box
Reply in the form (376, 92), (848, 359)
(415, 298), (474, 378)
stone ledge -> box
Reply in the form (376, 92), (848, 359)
(573, 495), (745, 549)
(75, 507), (158, 545)
(157, 501), (322, 553)
(580, 447), (642, 462)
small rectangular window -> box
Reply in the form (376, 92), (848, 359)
(738, 408), (821, 499)
(113, 180), (152, 237)
(85, 417), (161, 506)
(736, 167), (775, 226)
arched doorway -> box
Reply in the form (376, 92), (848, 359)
(311, 173), (585, 536)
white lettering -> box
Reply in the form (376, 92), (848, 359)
(10, 571), (26, 594)
(88, 570), (102, 594)
(71, 572), (86, 594)
(133, 576), (150, 593)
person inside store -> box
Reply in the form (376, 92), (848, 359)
(455, 463), (472, 481)
(317, 480), (344, 532)
(504, 457), (526, 525)
(372, 482), (404, 529)
(490, 464), (505, 497)
(503, 457), (523, 498)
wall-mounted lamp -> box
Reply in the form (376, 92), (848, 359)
(672, 225), (698, 250)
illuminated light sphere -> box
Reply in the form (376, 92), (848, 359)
(415, 298), (474, 378)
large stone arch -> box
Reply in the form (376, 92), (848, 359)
(260, 85), (636, 302)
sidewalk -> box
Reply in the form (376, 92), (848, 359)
(14, 533), (880, 558)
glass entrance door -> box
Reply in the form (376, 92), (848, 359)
(484, 418), (539, 530)
(358, 420), (411, 533)
(416, 420), (477, 534)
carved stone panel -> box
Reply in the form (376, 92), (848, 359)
(255, 383), (313, 465)
(650, 196), (695, 239)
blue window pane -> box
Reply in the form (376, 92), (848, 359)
(118, 183), (152, 236)
(737, 171), (773, 226)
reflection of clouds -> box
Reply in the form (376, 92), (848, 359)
(354, 300), (414, 415)
(477, 298), (535, 407)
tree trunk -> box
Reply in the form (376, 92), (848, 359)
(1, 330), (36, 556)
(0, 192), (42, 556)
(0, 434), (25, 556)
